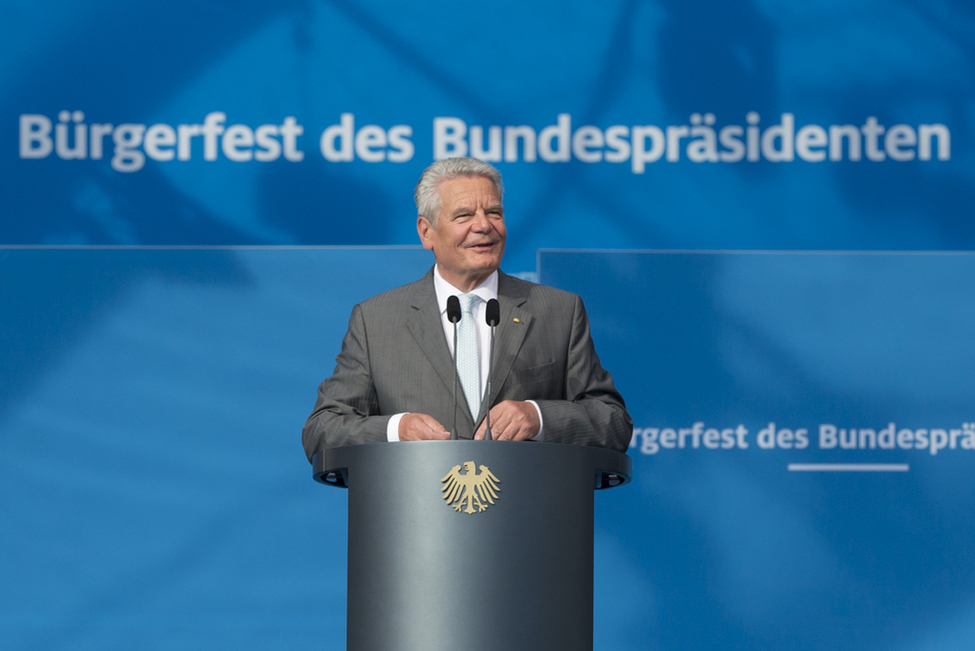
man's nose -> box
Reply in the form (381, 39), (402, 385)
(471, 210), (491, 230)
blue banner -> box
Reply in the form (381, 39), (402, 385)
(543, 250), (975, 650)
(3, 1), (974, 273)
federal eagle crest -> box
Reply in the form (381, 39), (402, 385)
(441, 461), (501, 514)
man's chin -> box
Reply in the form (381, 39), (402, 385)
(467, 250), (502, 266)
(474, 256), (502, 271)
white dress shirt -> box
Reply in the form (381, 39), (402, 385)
(386, 266), (544, 441)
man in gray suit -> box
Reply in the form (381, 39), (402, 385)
(302, 158), (631, 459)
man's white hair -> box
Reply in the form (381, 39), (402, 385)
(414, 157), (503, 225)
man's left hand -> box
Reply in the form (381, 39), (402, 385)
(474, 400), (540, 441)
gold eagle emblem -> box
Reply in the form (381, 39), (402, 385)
(441, 461), (501, 514)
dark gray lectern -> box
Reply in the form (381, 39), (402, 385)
(312, 440), (631, 651)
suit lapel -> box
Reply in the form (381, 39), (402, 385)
(406, 270), (459, 403)
(487, 272), (533, 410)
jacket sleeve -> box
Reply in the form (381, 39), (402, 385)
(302, 303), (391, 460)
(532, 295), (632, 452)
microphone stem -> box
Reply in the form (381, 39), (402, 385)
(484, 323), (496, 441)
(451, 320), (458, 440)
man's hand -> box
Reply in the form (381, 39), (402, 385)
(398, 413), (451, 441)
(474, 400), (540, 441)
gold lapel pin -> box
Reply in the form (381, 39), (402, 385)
(513, 317), (521, 323)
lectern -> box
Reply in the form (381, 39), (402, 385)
(312, 440), (631, 651)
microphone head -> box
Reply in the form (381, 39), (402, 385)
(485, 298), (500, 326)
(446, 295), (462, 323)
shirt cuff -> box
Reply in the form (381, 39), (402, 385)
(387, 413), (407, 442)
(526, 400), (544, 441)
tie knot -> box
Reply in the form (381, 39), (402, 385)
(459, 293), (479, 315)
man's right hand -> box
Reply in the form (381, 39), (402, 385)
(398, 413), (451, 441)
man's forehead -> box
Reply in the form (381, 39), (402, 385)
(439, 176), (501, 207)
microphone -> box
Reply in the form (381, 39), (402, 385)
(485, 298), (500, 327)
(446, 295), (462, 440)
(482, 299), (500, 441)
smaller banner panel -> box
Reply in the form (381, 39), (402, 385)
(0, 246), (434, 650)
(541, 250), (975, 651)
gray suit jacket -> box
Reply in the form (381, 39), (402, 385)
(302, 268), (631, 459)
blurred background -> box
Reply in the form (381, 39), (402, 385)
(2, 1), (974, 649)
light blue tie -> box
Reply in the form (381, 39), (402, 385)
(456, 293), (482, 420)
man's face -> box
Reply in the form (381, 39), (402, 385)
(417, 175), (506, 292)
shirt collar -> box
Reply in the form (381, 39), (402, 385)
(433, 265), (498, 314)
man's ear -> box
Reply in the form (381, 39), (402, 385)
(417, 216), (435, 251)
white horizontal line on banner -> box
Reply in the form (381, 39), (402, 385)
(787, 463), (910, 472)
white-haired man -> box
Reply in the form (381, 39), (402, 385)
(303, 157), (631, 457)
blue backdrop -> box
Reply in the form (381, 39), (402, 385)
(3, 1), (975, 649)
(3, 248), (973, 650)
(4, 0), (975, 271)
